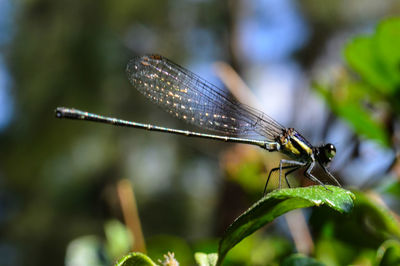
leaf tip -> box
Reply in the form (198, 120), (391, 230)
(312, 199), (323, 206)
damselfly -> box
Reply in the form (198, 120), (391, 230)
(55, 55), (341, 194)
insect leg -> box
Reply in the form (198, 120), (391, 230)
(279, 160), (306, 189)
(264, 165), (297, 195)
(320, 164), (341, 187)
(284, 166), (301, 188)
(304, 161), (330, 190)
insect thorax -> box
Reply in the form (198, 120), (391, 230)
(277, 128), (314, 162)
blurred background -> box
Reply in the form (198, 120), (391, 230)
(1, 0), (400, 265)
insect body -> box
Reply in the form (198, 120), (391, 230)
(266, 127), (339, 194)
(56, 55), (341, 194)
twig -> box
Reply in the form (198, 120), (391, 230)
(117, 179), (146, 253)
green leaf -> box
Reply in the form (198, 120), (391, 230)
(65, 235), (106, 266)
(344, 17), (400, 96)
(310, 189), (400, 251)
(115, 252), (157, 266)
(314, 236), (360, 266)
(147, 235), (193, 265)
(314, 83), (390, 147)
(217, 186), (355, 265)
(380, 180), (400, 199)
(345, 36), (392, 94)
(224, 233), (292, 265)
(376, 240), (400, 266)
(352, 191), (400, 239)
(282, 254), (326, 266)
(105, 220), (133, 260)
(344, 33), (399, 95)
(375, 18), (400, 88)
(195, 252), (218, 266)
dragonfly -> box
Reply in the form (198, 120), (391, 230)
(55, 55), (341, 194)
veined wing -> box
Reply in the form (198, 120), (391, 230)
(126, 55), (285, 141)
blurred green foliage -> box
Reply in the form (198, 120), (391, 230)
(223, 234), (292, 266)
(194, 252), (218, 266)
(310, 190), (400, 265)
(315, 17), (400, 147)
(65, 219), (132, 265)
(281, 254), (325, 266)
(376, 240), (400, 266)
(146, 235), (194, 265)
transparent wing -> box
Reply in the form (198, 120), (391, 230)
(126, 55), (285, 141)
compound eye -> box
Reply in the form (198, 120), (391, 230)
(324, 143), (336, 160)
